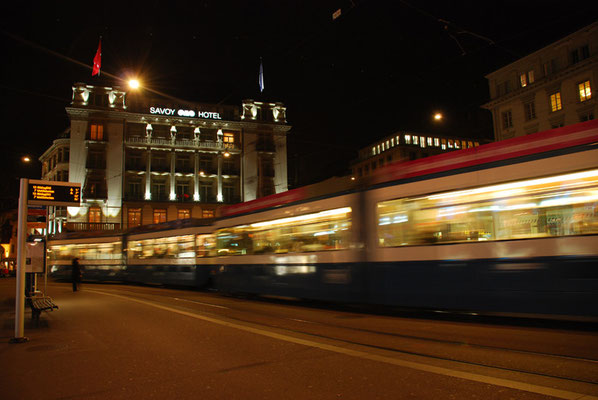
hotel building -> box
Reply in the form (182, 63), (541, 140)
(40, 83), (290, 232)
(483, 22), (597, 140)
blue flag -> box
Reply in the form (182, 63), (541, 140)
(259, 58), (264, 93)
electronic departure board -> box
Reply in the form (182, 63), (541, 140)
(27, 180), (81, 206)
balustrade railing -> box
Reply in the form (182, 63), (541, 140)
(125, 136), (237, 150)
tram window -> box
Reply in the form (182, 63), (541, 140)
(128, 235), (195, 259)
(214, 207), (352, 255)
(377, 169), (598, 247)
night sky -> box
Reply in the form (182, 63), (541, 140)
(1, 1), (597, 209)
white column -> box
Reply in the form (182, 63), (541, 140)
(145, 150), (152, 200)
(193, 152), (200, 201)
(169, 151), (176, 200)
(217, 154), (223, 202)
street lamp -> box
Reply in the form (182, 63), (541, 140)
(21, 156), (31, 163)
(128, 79), (140, 90)
(433, 112), (443, 122)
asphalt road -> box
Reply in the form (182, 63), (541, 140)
(1, 278), (598, 399)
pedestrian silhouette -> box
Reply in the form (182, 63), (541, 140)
(72, 257), (82, 292)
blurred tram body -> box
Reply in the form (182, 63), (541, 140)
(47, 120), (598, 318)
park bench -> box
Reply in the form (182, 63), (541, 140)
(28, 296), (59, 321)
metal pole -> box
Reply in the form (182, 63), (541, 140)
(11, 178), (29, 343)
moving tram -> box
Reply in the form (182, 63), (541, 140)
(47, 120), (598, 318)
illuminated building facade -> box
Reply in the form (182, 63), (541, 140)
(483, 22), (597, 140)
(351, 131), (482, 179)
(40, 83), (290, 232)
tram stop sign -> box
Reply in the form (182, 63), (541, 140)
(27, 179), (81, 207)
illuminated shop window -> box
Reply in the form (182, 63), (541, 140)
(579, 80), (592, 102)
(427, 137), (433, 146)
(153, 209), (167, 224)
(441, 139), (446, 150)
(454, 141), (460, 149)
(448, 139), (453, 148)
(202, 209), (214, 218)
(434, 138), (439, 147)
(404, 135), (411, 145)
(90, 124), (104, 141)
(468, 141), (473, 148)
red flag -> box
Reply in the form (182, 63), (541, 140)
(92, 39), (101, 76)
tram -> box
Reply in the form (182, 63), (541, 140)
(46, 120), (598, 318)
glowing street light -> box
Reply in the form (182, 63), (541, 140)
(21, 156), (31, 163)
(433, 112), (443, 122)
(128, 79), (140, 90)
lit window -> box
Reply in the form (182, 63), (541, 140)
(90, 124), (104, 140)
(372, 147), (376, 156)
(153, 209), (167, 224)
(448, 139), (453, 148)
(391, 138), (394, 147)
(579, 80), (592, 102)
(224, 132), (234, 144)
(427, 137), (433, 146)
(413, 136), (418, 145)
(88, 207), (101, 223)
(519, 70), (534, 87)
(420, 137), (425, 148)
(381, 142), (385, 151)
(404, 135), (411, 144)
(468, 141), (473, 148)
(441, 139), (446, 150)
(128, 208), (141, 227)
(474, 142), (479, 147)
(202, 209), (214, 218)
(386, 140), (390, 149)
(434, 138), (439, 147)
(454, 141), (460, 149)
(550, 92), (562, 112)
(396, 136), (400, 145)
(377, 144), (381, 154)
(178, 209), (190, 219)
(462, 140), (467, 148)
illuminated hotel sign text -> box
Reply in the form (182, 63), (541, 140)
(27, 180), (81, 206)
(149, 106), (222, 120)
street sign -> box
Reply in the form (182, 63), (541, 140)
(27, 180), (81, 206)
